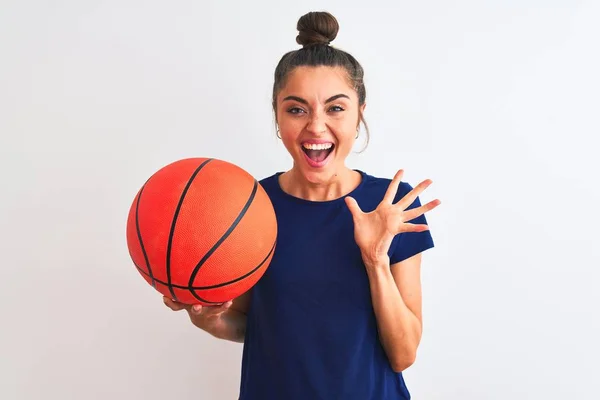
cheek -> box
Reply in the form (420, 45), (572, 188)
(278, 118), (304, 139)
(335, 122), (358, 144)
(278, 124), (301, 150)
(279, 125), (300, 141)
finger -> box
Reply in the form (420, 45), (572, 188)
(191, 304), (203, 315)
(398, 222), (430, 233)
(210, 300), (233, 314)
(191, 300), (232, 316)
(344, 196), (363, 219)
(402, 199), (441, 222)
(383, 169), (404, 204)
(222, 300), (233, 310)
(163, 296), (187, 311)
(396, 179), (433, 210)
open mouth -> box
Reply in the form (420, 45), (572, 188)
(301, 142), (335, 167)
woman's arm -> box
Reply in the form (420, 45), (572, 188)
(344, 170), (437, 372)
(365, 253), (423, 372)
(163, 289), (252, 343)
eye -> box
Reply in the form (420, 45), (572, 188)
(328, 105), (345, 112)
(287, 107), (306, 115)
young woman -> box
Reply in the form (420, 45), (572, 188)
(164, 11), (441, 400)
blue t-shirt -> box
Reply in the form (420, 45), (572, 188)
(239, 170), (434, 400)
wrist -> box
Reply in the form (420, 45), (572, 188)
(198, 310), (246, 342)
(362, 254), (390, 274)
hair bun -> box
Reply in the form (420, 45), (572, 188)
(296, 11), (339, 47)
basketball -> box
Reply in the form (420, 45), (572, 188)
(126, 158), (277, 305)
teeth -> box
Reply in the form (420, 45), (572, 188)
(302, 143), (333, 150)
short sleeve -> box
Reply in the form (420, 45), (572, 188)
(388, 182), (435, 265)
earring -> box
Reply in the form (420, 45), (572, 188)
(276, 127), (281, 139)
(355, 127), (360, 139)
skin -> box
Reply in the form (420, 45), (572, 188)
(164, 65), (441, 372)
(275, 66), (364, 201)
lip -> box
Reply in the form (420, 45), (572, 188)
(302, 150), (332, 168)
(301, 139), (334, 145)
(300, 143), (334, 169)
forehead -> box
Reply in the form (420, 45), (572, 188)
(279, 66), (356, 100)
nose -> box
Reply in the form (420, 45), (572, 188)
(305, 111), (327, 135)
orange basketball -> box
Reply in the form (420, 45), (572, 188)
(126, 158), (277, 305)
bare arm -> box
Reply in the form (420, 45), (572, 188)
(343, 169), (438, 372)
(365, 253), (423, 372)
(163, 289), (252, 343)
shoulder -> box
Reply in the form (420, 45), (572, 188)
(258, 172), (281, 193)
(359, 171), (415, 202)
(258, 173), (278, 185)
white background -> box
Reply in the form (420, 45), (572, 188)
(1, 1), (599, 399)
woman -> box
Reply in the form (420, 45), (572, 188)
(164, 11), (441, 400)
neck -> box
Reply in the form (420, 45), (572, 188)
(279, 166), (361, 202)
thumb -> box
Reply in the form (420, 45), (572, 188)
(344, 196), (362, 219)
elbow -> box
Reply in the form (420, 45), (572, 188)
(390, 350), (417, 373)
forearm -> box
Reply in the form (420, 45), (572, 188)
(366, 259), (421, 371)
(197, 309), (247, 343)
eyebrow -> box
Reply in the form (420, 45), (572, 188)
(282, 94), (350, 104)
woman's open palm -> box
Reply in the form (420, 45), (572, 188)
(345, 170), (441, 266)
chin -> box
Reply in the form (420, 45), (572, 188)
(302, 170), (331, 184)
(296, 160), (341, 184)
(291, 143), (349, 184)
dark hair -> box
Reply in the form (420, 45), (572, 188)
(272, 11), (370, 147)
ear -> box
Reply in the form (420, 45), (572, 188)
(357, 103), (367, 130)
(273, 98), (280, 123)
